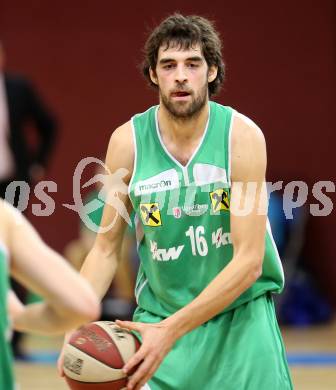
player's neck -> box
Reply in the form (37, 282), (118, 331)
(157, 102), (209, 145)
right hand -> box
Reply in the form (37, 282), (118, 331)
(58, 332), (72, 377)
(57, 346), (65, 377)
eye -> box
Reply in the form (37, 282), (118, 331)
(187, 63), (199, 68)
(163, 63), (174, 70)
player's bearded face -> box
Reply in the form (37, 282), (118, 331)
(159, 80), (208, 119)
(154, 44), (210, 119)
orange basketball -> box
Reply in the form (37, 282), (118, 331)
(63, 321), (141, 389)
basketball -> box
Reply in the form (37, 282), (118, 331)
(63, 321), (141, 390)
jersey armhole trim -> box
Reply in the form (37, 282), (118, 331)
(227, 109), (236, 187)
(128, 116), (138, 202)
(135, 278), (148, 304)
(266, 219), (285, 283)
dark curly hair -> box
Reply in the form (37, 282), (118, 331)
(142, 14), (225, 97)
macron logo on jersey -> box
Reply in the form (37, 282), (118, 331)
(150, 240), (184, 261)
(134, 169), (179, 196)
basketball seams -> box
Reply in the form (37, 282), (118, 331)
(63, 344), (125, 382)
(96, 322), (137, 364)
(64, 321), (140, 387)
(133, 333), (141, 352)
(67, 342), (121, 371)
(94, 323), (125, 367)
(69, 323), (124, 368)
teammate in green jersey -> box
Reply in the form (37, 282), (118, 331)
(59, 14), (293, 390)
(0, 199), (100, 390)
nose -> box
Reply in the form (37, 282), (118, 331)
(174, 64), (188, 84)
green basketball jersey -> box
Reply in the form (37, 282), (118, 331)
(129, 101), (284, 318)
(0, 241), (14, 390)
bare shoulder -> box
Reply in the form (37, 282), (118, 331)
(105, 121), (134, 181)
(231, 112), (267, 181)
(231, 112), (266, 150)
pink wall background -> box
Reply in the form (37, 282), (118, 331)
(1, 1), (335, 302)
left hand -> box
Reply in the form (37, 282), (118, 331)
(115, 319), (176, 390)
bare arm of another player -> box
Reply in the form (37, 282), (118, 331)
(119, 114), (268, 390)
(1, 200), (101, 334)
(78, 122), (134, 299)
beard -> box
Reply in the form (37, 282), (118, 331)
(159, 82), (208, 120)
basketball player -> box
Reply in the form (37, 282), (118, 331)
(59, 14), (293, 389)
(0, 199), (100, 390)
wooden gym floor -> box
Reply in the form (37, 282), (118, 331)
(14, 321), (336, 390)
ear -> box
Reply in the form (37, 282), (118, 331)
(208, 65), (218, 83)
(149, 67), (158, 85)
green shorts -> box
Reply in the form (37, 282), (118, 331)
(134, 293), (293, 390)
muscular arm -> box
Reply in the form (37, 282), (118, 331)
(1, 200), (100, 335)
(77, 121), (134, 300)
(163, 113), (267, 337)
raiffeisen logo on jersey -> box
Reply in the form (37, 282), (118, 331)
(134, 169), (179, 195)
(140, 203), (162, 227)
(150, 240), (184, 261)
(210, 188), (230, 213)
